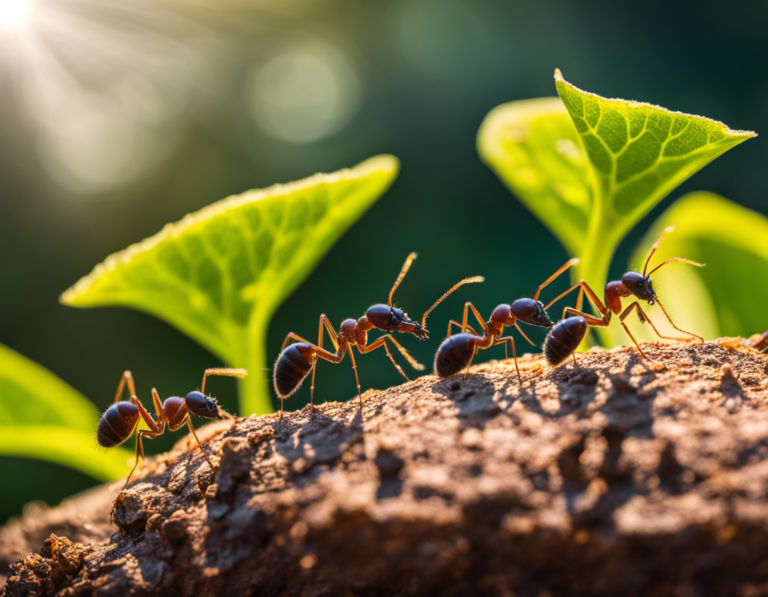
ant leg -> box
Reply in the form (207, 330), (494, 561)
(347, 348), (363, 409)
(309, 315), (340, 408)
(447, 320), (480, 337)
(129, 393), (163, 433)
(360, 336), (410, 382)
(547, 281), (608, 318)
(495, 336), (520, 384)
(358, 334), (424, 382)
(309, 357), (318, 409)
(514, 323), (537, 348)
(123, 427), (161, 490)
(185, 416), (215, 471)
(653, 297), (703, 342)
(389, 252), (418, 307)
(463, 344), (479, 380)
(279, 336), (346, 416)
(200, 368), (247, 395)
(464, 303), (490, 335)
(533, 258), (580, 301)
(561, 307), (608, 328)
(624, 302), (688, 342)
(280, 332), (317, 352)
(380, 334), (424, 371)
(616, 302), (648, 359)
(114, 371), (137, 404)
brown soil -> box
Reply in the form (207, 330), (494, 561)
(3, 339), (768, 597)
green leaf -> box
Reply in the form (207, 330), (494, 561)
(0, 426), (130, 482)
(627, 192), (768, 343)
(0, 343), (130, 481)
(0, 343), (99, 429)
(477, 97), (592, 256)
(60, 155), (401, 416)
(479, 72), (754, 344)
(554, 69), (754, 293)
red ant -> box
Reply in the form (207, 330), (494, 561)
(97, 367), (247, 489)
(433, 258), (579, 382)
(273, 252), (483, 415)
(543, 227), (705, 365)
(752, 331), (768, 352)
(718, 330), (768, 354)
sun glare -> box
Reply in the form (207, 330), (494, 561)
(0, 0), (30, 29)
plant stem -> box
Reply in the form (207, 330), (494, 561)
(237, 330), (275, 417)
(574, 221), (615, 347)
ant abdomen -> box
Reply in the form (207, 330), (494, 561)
(435, 333), (479, 378)
(273, 342), (314, 398)
(544, 316), (588, 366)
(97, 402), (139, 448)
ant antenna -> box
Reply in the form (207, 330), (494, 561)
(643, 227), (674, 277)
(648, 257), (705, 276)
(389, 252), (418, 307)
(421, 276), (485, 329)
(533, 258), (579, 301)
(200, 367), (248, 394)
(643, 226), (705, 277)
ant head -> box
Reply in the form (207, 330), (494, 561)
(490, 304), (515, 326)
(185, 390), (221, 419)
(622, 272), (656, 304)
(366, 304), (427, 340)
(511, 298), (553, 328)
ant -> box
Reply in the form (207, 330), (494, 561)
(718, 330), (768, 354)
(433, 257), (579, 382)
(543, 227), (705, 365)
(754, 332), (768, 352)
(273, 252), (483, 415)
(97, 367), (247, 490)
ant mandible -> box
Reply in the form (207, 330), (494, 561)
(273, 252), (483, 415)
(97, 367), (247, 490)
(433, 257), (579, 383)
(543, 227), (705, 365)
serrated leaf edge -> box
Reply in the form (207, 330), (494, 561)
(60, 154), (400, 306)
(553, 69), (756, 140)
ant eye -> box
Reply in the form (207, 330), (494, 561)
(637, 281), (643, 288)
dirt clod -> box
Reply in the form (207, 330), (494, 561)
(4, 341), (768, 596)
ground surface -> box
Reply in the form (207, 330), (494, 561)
(3, 339), (768, 596)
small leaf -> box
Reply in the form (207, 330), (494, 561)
(0, 426), (129, 482)
(554, 69), (755, 291)
(0, 343), (99, 430)
(0, 343), (130, 481)
(477, 97), (592, 256)
(61, 155), (400, 416)
(628, 192), (768, 342)
(480, 71), (755, 349)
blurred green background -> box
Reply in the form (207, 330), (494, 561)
(0, 0), (765, 524)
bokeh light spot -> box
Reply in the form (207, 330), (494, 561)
(246, 40), (360, 144)
(0, 0), (29, 29)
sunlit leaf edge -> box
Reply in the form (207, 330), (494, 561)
(59, 154), (400, 363)
(477, 97), (590, 255)
(554, 68), (755, 238)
